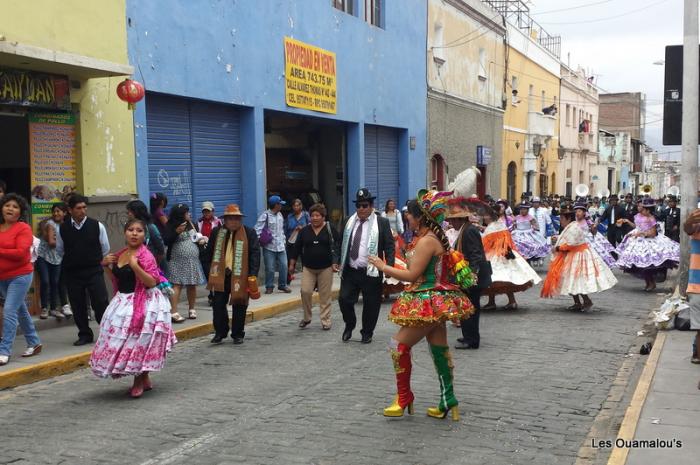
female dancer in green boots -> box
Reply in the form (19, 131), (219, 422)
(369, 190), (475, 420)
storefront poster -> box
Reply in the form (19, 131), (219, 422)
(0, 68), (71, 111)
(284, 37), (337, 114)
(28, 113), (77, 227)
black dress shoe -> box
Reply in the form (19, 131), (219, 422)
(211, 335), (223, 344)
(73, 338), (93, 346)
(361, 334), (372, 344)
(232, 337), (244, 345)
(341, 329), (352, 342)
(454, 341), (479, 350)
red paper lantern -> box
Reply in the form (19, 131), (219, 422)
(116, 78), (145, 110)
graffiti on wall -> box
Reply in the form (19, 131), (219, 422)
(156, 168), (192, 205)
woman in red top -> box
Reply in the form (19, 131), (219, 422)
(0, 194), (42, 365)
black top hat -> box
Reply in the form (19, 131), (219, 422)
(353, 188), (376, 203)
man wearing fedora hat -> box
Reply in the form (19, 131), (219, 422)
(446, 198), (492, 350)
(338, 188), (395, 344)
(203, 204), (260, 344)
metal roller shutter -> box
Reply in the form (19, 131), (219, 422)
(190, 102), (242, 211)
(364, 124), (399, 209)
(146, 93), (242, 214)
(146, 94), (193, 207)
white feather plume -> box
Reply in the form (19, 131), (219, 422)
(447, 166), (481, 198)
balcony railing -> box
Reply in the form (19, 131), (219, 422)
(528, 112), (556, 137)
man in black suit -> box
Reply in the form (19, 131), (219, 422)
(596, 194), (626, 247)
(449, 200), (492, 350)
(338, 188), (395, 344)
(664, 196), (681, 242)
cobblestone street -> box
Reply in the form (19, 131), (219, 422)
(0, 271), (661, 465)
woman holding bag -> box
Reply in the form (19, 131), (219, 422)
(288, 203), (340, 330)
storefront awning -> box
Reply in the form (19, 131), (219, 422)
(0, 40), (133, 79)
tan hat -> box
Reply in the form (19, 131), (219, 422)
(201, 201), (215, 211)
(222, 204), (245, 217)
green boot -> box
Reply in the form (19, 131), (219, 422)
(427, 344), (459, 421)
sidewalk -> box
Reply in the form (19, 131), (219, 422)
(609, 330), (700, 465)
(0, 275), (341, 390)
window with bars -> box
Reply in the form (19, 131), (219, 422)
(333, 0), (354, 14)
(365, 0), (383, 28)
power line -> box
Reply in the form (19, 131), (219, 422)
(533, 0), (614, 15)
(539, 0), (670, 25)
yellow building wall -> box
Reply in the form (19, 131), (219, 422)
(1, 0), (136, 197)
(501, 47), (560, 199)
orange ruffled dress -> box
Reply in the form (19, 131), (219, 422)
(388, 253), (474, 327)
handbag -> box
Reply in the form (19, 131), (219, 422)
(259, 213), (274, 246)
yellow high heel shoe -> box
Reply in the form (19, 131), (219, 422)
(427, 406), (460, 421)
(383, 395), (414, 417)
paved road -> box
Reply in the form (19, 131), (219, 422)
(2, 271), (659, 465)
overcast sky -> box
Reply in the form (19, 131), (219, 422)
(526, 0), (685, 158)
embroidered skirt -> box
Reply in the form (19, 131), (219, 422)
(388, 288), (474, 327)
(90, 289), (177, 378)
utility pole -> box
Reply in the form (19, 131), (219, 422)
(679, 0), (699, 295)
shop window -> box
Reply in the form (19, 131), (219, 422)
(332, 0), (354, 15)
(431, 154), (446, 190)
(365, 0), (383, 28)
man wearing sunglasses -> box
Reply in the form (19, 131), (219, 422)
(338, 188), (395, 344)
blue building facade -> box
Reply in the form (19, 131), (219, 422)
(127, 0), (427, 224)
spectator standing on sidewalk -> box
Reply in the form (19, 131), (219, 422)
(150, 193), (169, 237)
(162, 203), (207, 323)
(0, 194), (42, 366)
(288, 203), (340, 330)
(255, 195), (292, 294)
(198, 201), (222, 306)
(203, 204), (260, 345)
(36, 202), (73, 320)
(56, 194), (111, 346)
(285, 199), (310, 278)
(683, 208), (700, 374)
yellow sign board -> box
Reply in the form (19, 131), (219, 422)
(284, 37), (337, 114)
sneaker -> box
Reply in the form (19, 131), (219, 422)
(39, 308), (49, 319)
(61, 305), (73, 317)
(49, 309), (65, 320)
(691, 356), (700, 364)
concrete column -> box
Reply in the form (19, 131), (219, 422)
(346, 122), (364, 213)
(240, 106), (266, 227)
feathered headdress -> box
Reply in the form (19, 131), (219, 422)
(416, 189), (477, 289)
(418, 189), (453, 225)
(447, 167), (481, 198)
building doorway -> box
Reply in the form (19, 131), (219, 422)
(507, 161), (517, 203)
(430, 154), (446, 190)
(0, 113), (31, 199)
(550, 172), (556, 195)
(539, 174), (548, 197)
(264, 111), (346, 227)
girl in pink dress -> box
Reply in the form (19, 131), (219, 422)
(90, 219), (177, 398)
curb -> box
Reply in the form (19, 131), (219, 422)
(606, 330), (667, 465)
(0, 290), (338, 391)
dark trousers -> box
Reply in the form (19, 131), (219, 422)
(65, 268), (109, 341)
(606, 225), (620, 247)
(338, 266), (383, 336)
(461, 287), (482, 346)
(212, 274), (248, 339)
